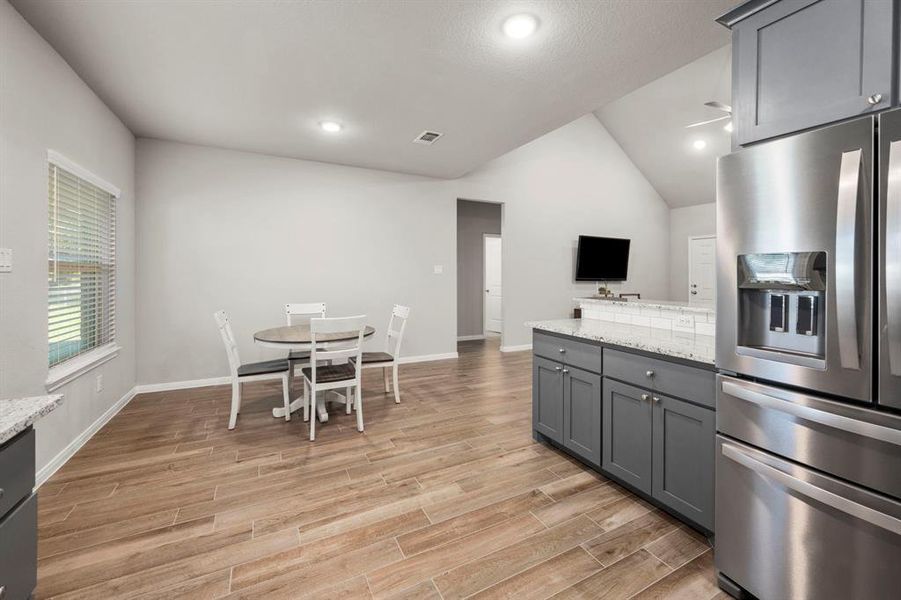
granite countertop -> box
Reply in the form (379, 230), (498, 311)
(575, 296), (715, 315)
(0, 395), (63, 445)
(527, 318), (715, 365)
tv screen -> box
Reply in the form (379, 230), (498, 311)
(575, 236), (630, 281)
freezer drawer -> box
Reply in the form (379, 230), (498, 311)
(716, 436), (901, 600)
(717, 375), (901, 498)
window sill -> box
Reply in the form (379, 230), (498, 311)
(46, 343), (121, 392)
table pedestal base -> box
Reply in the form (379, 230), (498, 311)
(271, 390), (349, 423)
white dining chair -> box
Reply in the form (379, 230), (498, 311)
(351, 304), (409, 404)
(284, 302), (327, 378)
(214, 310), (291, 430)
(302, 315), (367, 441)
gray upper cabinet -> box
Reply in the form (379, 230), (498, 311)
(533, 356), (564, 442)
(602, 379), (653, 495)
(727, 0), (895, 145)
(563, 366), (601, 466)
(652, 394), (715, 531)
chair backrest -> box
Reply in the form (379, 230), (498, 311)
(285, 302), (326, 326)
(214, 310), (241, 376)
(309, 315), (367, 380)
(385, 304), (410, 357)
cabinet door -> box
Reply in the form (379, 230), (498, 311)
(652, 394), (715, 530)
(602, 379), (652, 494)
(533, 356), (564, 443)
(733, 0), (894, 145)
(562, 366), (601, 466)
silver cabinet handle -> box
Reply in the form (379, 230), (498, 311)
(868, 93), (883, 105)
(886, 140), (901, 375)
(836, 149), (863, 370)
(562, 368), (569, 374)
(722, 379), (901, 446)
(721, 442), (901, 536)
(645, 370), (655, 378)
(640, 393), (650, 401)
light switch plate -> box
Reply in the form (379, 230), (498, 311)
(433, 265), (443, 274)
(0, 248), (11, 273)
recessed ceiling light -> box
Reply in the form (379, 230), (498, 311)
(319, 121), (342, 133)
(723, 121), (734, 133)
(503, 14), (539, 39)
(693, 139), (707, 150)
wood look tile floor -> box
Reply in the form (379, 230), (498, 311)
(36, 339), (725, 599)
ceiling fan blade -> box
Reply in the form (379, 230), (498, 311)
(685, 115), (731, 128)
(704, 101), (733, 114)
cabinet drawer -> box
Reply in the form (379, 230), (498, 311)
(604, 349), (714, 408)
(0, 492), (37, 600)
(533, 331), (602, 374)
(0, 429), (35, 520)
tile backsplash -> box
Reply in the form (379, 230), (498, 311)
(580, 299), (715, 337)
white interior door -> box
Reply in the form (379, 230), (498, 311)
(484, 235), (502, 333)
(689, 236), (716, 305)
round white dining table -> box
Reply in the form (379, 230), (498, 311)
(253, 323), (376, 422)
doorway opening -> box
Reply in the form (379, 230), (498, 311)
(688, 235), (716, 305)
(457, 199), (502, 350)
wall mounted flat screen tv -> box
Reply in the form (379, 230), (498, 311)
(575, 235), (630, 281)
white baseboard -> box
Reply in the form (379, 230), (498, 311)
(36, 385), (137, 487)
(397, 352), (458, 364)
(133, 353), (459, 395)
(457, 335), (485, 341)
(499, 343), (532, 353)
(134, 376), (231, 394)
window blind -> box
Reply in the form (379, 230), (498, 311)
(48, 162), (117, 368)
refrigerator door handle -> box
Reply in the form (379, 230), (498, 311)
(721, 442), (901, 536)
(836, 149), (862, 370)
(721, 379), (901, 446)
(886, 140), (901, 375)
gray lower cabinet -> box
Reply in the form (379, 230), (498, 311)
(602, 379), (653, 494)
(0, 428), (38, 600)
(725, 0), (895, 146)
(652, 393), (715, 531)
(533, 356), (564, 443)
(562, 366), (601, 466)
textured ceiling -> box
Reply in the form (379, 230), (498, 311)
(11, 0), (734, 178)
(596, 44), (732, 208)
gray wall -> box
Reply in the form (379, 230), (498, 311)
(136, 114), (670, 383)
(457, 200), (501, 338)
(458, 114), (671, 348)
(0, 0), (136, 473)
(136, 139), (457, 386)
(669, 203), (716, 301)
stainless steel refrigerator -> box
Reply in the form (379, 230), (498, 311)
(715, 109), (901, 599)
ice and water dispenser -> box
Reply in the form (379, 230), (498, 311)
(735, 252), (827, 369)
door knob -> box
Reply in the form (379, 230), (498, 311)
(558, 348), (566, 354)
(868, 93), (883, 105)
(641, 393), (650, 401)
(645, 370), (655, 378)
(562, 368), (569, 374)
(554, 366), (562, 372)
(691, 291), (698, 295)
(691, 284), (697, 288)
(652, 396), (661, 403)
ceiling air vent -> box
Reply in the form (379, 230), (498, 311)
(413, 131), (443, 145)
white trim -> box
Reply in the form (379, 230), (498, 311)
(500, 343), (532, 353)
(457, 334), (486, 341)
(36, 385), (136, 487)
(46, 343), (121, 392)
(134, 376), (232, 394)
(397, 352), (458, 364)
(133, 352), (461, 395)
(47, 150), (121, 198)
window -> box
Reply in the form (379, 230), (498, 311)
(47, 152), (119, 374)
